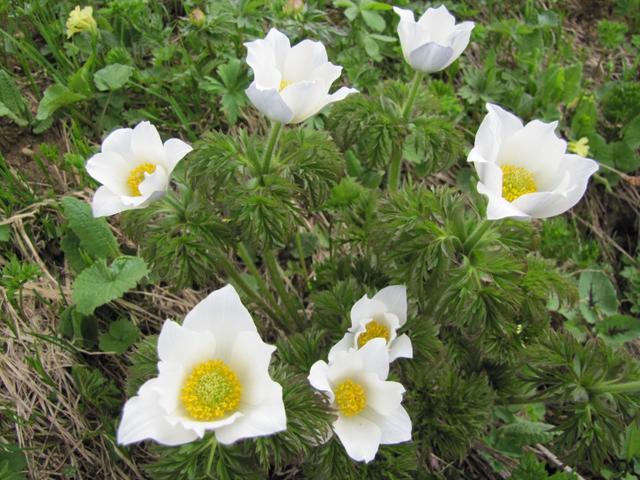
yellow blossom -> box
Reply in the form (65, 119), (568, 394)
(66, 6), (97, 39)
(568, 137), (590, 158)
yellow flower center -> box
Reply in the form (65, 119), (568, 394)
(357, 321), (390, 348)
(335, 379), (366, 417)
(180, 360), (242, 421)
(501, 164), (537, 202)
(279, 79), (291, 91)
(126, 163), (156, 196)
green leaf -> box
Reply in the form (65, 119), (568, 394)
(36, 84), (85, 121)
(61, 197), (119, 260)
(623, 422), (640, 462)
(361, 10), (386, 32)
(623, 114), (640, 150)
(72, 256), (148, 314)
(0, 224), (10, 242)
(596, 315), (640, 345)
(99, 318), (140, 353)
(491, 421), (557, 456)
(578, 270), (618, 323)
(93, 64), (134, 91)
(0, 70), (29, 127)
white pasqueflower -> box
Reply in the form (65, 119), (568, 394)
(86, 121), (192, 217)
(328, 285), (412, 363)
(393, 5), (474, 73)
(468, 103), (599, 220)
(244, 28), (358, 124)
(308, 339), (412, 463)
(117, 285), (287, 446)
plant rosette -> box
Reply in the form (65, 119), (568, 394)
(117, 284), (287, 446)
(468, 103), (599, 220)
(328, 285), (412, 363)
(308, 338), (412, 463)
(244, 28), (358, 124)
(86, 120), (192, 217)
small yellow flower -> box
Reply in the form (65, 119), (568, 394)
(66, 6), (97, 39)
(568, 137), (590, 158)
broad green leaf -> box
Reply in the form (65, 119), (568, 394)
(99, 318), (140, 353)
(36, 84), (85, 121)
(61, 197), (119, 260)
(578, 270), (618, 323)
(623, 114), (640, 150)
(361, 10), (386, 32)
(93, 64), (134, 91)
(596, 315), (640, 345)
(72, 256), (148, 314)
(0, 70), (30, 127)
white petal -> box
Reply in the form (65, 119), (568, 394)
(469, 103), (524, 167)
(156, 320), (216, 368)
(91, 185), (127, 217)
(86, 151), (130, 195)
(173, 412), (243, 439)
(372, 285), (407, 326)
(153, 361), (186, 413)
(477, 181), (530, 220)
(101, 127), (134, 159)
(356, 338), (390, 380)
(163, 138), (192, 173)
(327, 333), (356, 362)
(417, 5), (456, 44)
(117, 382), (198, 446)
(351, 295), (387, 328)
(279, 80), (327, 124)
(131, 121), (166, 164)
(363, 406), (412, 445)
(333, 415), (382, 463)
(182, 285), (257, 359)
(388, 334), (413, 362)
(306, 87), (358, 122)
(394, 7), (429, 61)
(228, 331), (276, 404)
(245, 82), (294, 123)
(363, 374), (404, 415)
(310, 62), (343, 90)
(408, 42), (454, 73)
(264, 28), (291, 73)
(308, 360), (335, 401)
(215, 381), (286, 444)
(137, 164), (169, 198)
(498, 120), (567, 190)
(444, 22), (475, 68)
(471, 157), (503, 196)
(284, 39), (328, 83)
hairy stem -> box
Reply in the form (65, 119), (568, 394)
(263, 249), (304, 331)
(591, 380), (640, 395)
(261, 121), (283, 175)
(463, 220), (493, 253)
(402, 70), (424, 121)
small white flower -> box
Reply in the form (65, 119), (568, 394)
(86, 121), (192, 217)
(393, 5), (474, 74)
(329, 285), (412, 363)
(244, 28), (358, 124)
(468, 103), (599, 220)
(117, 285), (287, 446)
(308, 339), (412, 463)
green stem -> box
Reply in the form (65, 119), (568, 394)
(261, 121), (283, 176)
(236, 243), (289, 329)
(401, 71), (424, 121)
(388, 71), (424, 191)
(463, 220), (493, 253)
(591, 380), (640, 395)
(263, 249), (303, 331)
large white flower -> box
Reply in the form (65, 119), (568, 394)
(244, 28), (358, 124)
(468, 103), (600, 220)
(308, 339), (412, 463)
(393, 6), (474, 73)
(328, 285), (412, 363)
(86, 121), (192, 217)
(117, 285), (287, 447)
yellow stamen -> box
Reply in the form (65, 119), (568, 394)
(335, 379), (366, 417)
(501, 164), (537, 202)
(279, 79), (291, 91)
(357, 321), (390, 348)
(126, 163), (156, 196)
(180, 360), (242, 421)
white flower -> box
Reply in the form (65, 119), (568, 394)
(328, 285), (412, 363)
(308, 339), (412, 463)
(468, 103), (599, 220)
(393, 6), (474, 73)
(86, 121), (192, 217)
(117, 285), (287, 446)
(244, 28), (358, 124)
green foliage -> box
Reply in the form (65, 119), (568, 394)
(0, 254), (41, 303)
(125, 335), (159, 396)
(61, 196), (119, 260)
(93, 63), (134, 91)
(36, 83), (85, 121)
(578, 270), (618, 324)
(99, 318), (140, 353)
(0, 70), (30, 127)
(72, 366), (120, 412)
(0, 444), (27, 480)
(598, 20), (629, 49)
(511, 453), (576, 479)
(72, 256), (148, 314)
(199, 59), (249, 126)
